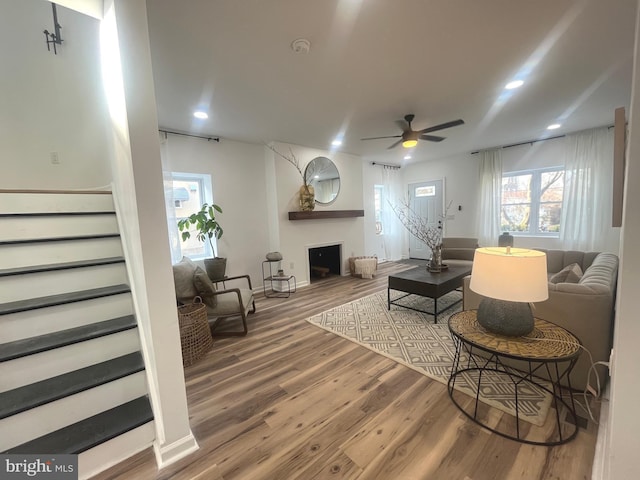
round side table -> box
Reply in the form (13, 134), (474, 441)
(448, 310), (582, 445)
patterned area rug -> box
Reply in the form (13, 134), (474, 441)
(306, 291), (552, 426)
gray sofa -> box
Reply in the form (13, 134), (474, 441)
(441, 237), (478, 268)
(463, 250), (619, 392)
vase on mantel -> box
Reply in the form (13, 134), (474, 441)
(299, 184), (315, 211)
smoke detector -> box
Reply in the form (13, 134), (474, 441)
(291, 38), (311, 54)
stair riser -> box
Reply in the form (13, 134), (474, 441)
(0, 371), (148, 452)
(0, 237), (124, 270)
(0, 293), (134, 343)
(1, 215), (119, 242)
(78, 422), (155, 480)
(0, 330), (141, 393)
(0, 193), (114, 215)
(0, 264), (129, 303)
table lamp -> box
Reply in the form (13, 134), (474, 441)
(470, 247), (548, 336)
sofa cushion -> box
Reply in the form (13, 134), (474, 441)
(173, 257), (198, 303)
(549, 263), (583, 284)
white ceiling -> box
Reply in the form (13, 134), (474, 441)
(146, 0), (637, 166)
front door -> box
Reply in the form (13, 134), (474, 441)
(408, 179), (443, 260)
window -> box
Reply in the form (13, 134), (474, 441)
(374, 185), (384, 235)
(501, 167), (564, 236)
(168, 173), (214, 260)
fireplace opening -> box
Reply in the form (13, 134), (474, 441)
(308, 244), (341, 281)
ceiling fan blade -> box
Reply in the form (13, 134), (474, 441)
(387, 139), (403, 149)
(361, 135), (402, 141)
(420, 134), (445, 142)
(419, 119), (465, 134)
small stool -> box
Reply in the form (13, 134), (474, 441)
(349, 256), (378, 279)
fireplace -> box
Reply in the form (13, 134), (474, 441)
(308, 244), (341, 280)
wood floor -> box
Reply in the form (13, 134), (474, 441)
(93, 261), (601, 480)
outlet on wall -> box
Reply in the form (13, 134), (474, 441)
(50, 152), (60, 164)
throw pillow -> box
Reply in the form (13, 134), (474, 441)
(173, 257), (199, 303)
(193, 266), (218, 308)
(549, 263), (583, 284)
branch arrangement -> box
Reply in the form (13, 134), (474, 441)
(391, 199), (452, 251)
(265, 144), (308, 186)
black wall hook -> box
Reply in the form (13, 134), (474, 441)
(43, 3), (63, 54)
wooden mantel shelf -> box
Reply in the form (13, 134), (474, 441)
(288, 210), (365, 220)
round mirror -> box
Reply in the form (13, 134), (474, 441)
(304, 156), (340, 204)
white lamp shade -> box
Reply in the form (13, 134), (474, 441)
(470, 247), (549, 302)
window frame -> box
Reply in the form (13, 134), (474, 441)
(170, 172), (214, 260)
(501, 166), (564, 237)
(374, 184), (384, 235)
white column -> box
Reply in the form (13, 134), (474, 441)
(101, 0), (197, 468)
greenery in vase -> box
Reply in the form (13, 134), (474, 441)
(177, 203), (223, 257)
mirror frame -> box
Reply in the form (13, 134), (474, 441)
(304, 156), (340, 205)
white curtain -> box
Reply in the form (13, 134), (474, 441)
(381, 166), (403, 261)
(561, 127), (615, 251)
(477, 148), (503, 246)
(160, 132), (182, 264)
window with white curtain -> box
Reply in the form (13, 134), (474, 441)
(167, 172), (214, 260)
(374, 185), (384, 235)
(501, 167), (564, 236)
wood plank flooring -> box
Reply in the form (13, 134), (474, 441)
(92, 261), (601, 480)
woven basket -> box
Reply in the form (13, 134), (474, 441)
(177, 298), (213, 367)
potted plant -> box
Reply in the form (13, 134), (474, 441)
(177, 202), (227, 280)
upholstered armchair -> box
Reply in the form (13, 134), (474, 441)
(173, 257), (256, 336)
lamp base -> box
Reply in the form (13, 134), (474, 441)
(477, 298), (534, 337)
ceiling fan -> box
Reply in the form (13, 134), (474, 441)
(361, 114), (465, 149)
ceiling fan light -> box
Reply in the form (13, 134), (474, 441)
(402, 139), (418, 148)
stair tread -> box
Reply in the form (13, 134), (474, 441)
(0, 284), (131, 315)
(0, 233), (120, 246)
(0, 315), (137, 362)
(0, 257), (125, 277)
(2, 396), (154, 454)
(0, 352), (144, 419)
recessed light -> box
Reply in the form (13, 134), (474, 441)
(505, 80), (524, 90)
(547, 123), (561, 130)
(331, 139), (342, 147)
(193, 111), (208, 119)
(404, 155), (412, 160)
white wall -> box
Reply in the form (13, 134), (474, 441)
(269, 142), (365, 285)
(603, 1), (640, 476)
(162, 135), (270, 284)
(0, 0), (111, 189)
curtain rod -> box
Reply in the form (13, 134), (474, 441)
(371, 161), (401, 169)
(159, 129), (220, 142)
(470, 134), (565, 155)
(471, 124), (615, 155)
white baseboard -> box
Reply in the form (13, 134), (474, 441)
(79, 421), (155, 480)
(153, 431), (199, 469)
(591, 384), (611, 480)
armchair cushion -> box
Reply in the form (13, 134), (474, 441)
(173, 257), (199, 303)
(207, 288), (254, 316)
(193, 266), (218, 308)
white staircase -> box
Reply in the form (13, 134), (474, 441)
(0, 191), (155, 475)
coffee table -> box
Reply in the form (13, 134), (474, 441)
(387, 265), (471, 322)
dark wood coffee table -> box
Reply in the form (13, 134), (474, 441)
(387, 265), (472, 322)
